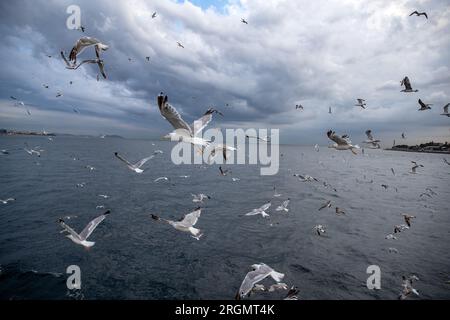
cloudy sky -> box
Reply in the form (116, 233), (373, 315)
(0, 0), (449, 145)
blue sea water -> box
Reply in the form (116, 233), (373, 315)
(0, 135), (449, 300)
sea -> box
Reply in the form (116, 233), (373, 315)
(0, 135), (449, 300)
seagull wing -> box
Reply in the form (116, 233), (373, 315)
(69, 37), (102, 61)
(133, 155), (155, 169)
(327, 131), (349, 146)
(404, 77), (413, 90)
(78, 211), (110, 240)
(259, 202), (272, 212)
(160, 102), (192, 133)
(73, 59), (98, 70)
(443, 104), (449, 114)
(238, 267), (273, 298)
(192, 111), (214, 136)
(59, 220), (81, 241)
(60, 51), (74, 68)
(114, 153), (134, 167)
(178, 208), (202, 228)
(97, 60), (107, 79)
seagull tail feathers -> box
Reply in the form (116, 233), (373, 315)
(190, 227), (203, 239)
(271, 271), (285, 282)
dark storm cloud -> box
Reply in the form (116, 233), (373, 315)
(0, 0), (449, 144)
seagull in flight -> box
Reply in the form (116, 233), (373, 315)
(329, 106), (332, 114)
(363, 130), (381, 149)
(246, 135), (270, 142)
(402, 214), (416, 227)
(355, 99), (366, 109)
(59, 210), (110, 248)
(177, 42), (185, 48)
(114, 151), (159, 173)
(295, 104), (304, 110)
(276, 199), (290, 213)
(241, 18), (248, 24)
(273, 187), (282, 198)
(327, 130), (360, 155)
(61, 37), (109, 67)
(154, 177), (169, 183)
(235, 263), (285, 300)
(440, 103), (450, 117)
(0, 198), (16, 204)
(284, 286), (300, 300)
(192, 193), (211, 203)
(293, 174), (318, 182)
(400, 76), (418, 92)
(335, 207), (346, 216)
(207, 144), (236, 164)
(219, 166), (231, 176)
(245, 202), (271, 218)
(24, 143), (42, 157)
(98, 194), (110, 199)
(443, 158), (450, 166)
(410, 162), (424, 174)
(318, 200), (332, 211)
(394, 224), (409, 234)
(152, 12), (157, 18)
(418, 99), (432, 111)
(399, 275), (420, 300)
(409, 11), (428, 19)
(402, 133), (406, 139)
(314, 225), (326, 236)
(151, 207), (203, 240)
(157, 93), (226, 149)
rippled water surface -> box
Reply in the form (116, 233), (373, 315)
(0, 136), (449, 300)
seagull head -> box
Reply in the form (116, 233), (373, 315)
(150, 214), (161, 221)
(157, 92), (167, 110)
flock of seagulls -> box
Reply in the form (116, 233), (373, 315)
(2, 6), (448, 301)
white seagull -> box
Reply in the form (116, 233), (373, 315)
(154, 177), (169, 183)
(418, 99), (432, 111)
(314, 225), (326, 236)
(363, 130), (381, 149)
(327, 130), (360, 155)
(355, 99), (367, 109)
(245, 202), (271, 218)
(151, 207), (203, 240)
(318, 200), (332, 211)
(276, 199), (290, 213)
(157, 93), (225, 149)
(440, 103), (450, 117)
(235, 263), (285, 300)
(114, 152), (158, 173)
(59, 210), (111, 248)
(61, 37), (109, 67)
(192, 193), (210, 203)
(401, 76), (419, 92)
(399, 275), (420, 300)
(0, 198), (16, 204)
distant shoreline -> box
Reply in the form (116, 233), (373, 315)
(385, 148), (450, 155)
